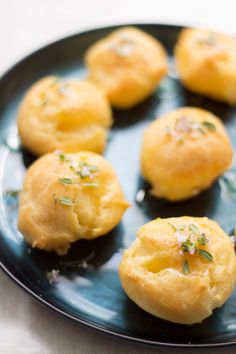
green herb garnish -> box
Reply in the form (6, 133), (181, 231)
(170, 221), (213, 274)
(202, 121), (216, 131)
(197, 249), (213, 262)
(188, 223), (199, 234)
(183, 259), (190, 275)
(167, 222), (177, 232)
(54, 195), (75, 206)
(177, 224), (186, 231)
(59, 153), (66, 162)
(58, 177), (73, 185)
(58, 159), (99, 188)
(168, 116), (216, 141)
(59, 153), (70, 162)
(79, 161), (98, 171)
(181, 238), (196, 254)
(77, 161), (98, 179)
(197, 233), (208, 246)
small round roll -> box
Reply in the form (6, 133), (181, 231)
(18, 151), (130, 255)
(175, 28), (236, 104)
(17, 76), (112, 156)
(85, 26), (167, 109)
(141, 107), (233, 201)
(119, 217), (236, 324)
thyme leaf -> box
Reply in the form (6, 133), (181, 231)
(202, 121), (216, 131)
(197, 249), (213, 262)
(175, 222), (213, 272)
(181, 238), (196, 254)
(59, 153), (70, 162)
(167, 222), (177, 232)
(183, 259), (190, 275)
(54, 195), (75, 206)
(177, 224), (186, 231)
(58, 178), (73, 185)
(197, 233), (208, 246)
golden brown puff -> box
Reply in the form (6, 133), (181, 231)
(18, 151), (130, 255)
(85, 26), (167, 109)
(141, 107), (233, 201)
(175, 28), (236, 104)
(119, 217), (236, 324)
(17, 76), (112, 156)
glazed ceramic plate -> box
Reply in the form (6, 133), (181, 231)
(1, 24), (236, 348)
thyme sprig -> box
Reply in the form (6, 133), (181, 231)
(57, 155), (100, 195)
(167, 222), (213, 274)
(183, 259), (190, 275)
(166, 116), (216, 142)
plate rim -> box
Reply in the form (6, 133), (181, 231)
(1, 22), (236, 349)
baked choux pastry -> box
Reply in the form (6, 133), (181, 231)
(119, 217), (236, 324)
(141, 107), (233, 201)
(17, 76), (112, 156)
(18, 151), (129, 255)
(85, 26), (167, 109)
(175, 28), (236, 104)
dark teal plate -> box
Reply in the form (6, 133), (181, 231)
(1, 24), (236, 348)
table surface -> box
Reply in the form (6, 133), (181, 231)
(1, 0), (236, 353)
